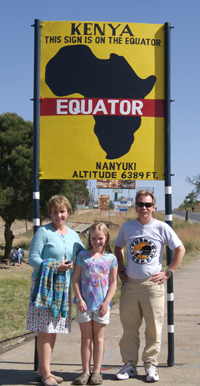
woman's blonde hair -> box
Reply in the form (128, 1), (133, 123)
(87, 222), (112, 253)
(48, 195), (72, 215)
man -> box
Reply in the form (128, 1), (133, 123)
(12, 245), (25, 266)
(114, 190), (185, 382)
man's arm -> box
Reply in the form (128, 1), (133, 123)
(168, 244), (185, 272)
(114, 245), (128, 284)
(151, 244), (185, 284)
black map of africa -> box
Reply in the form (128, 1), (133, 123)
(45, 45), (156, 159)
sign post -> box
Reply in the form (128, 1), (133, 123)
(32, 18), (41, 372)
(164, 22), (174, 367)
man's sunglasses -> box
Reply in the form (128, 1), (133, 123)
(136, 202), (154, 208)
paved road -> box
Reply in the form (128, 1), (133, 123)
(172, 210), (200, 223)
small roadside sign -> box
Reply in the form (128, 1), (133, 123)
(119, 200), (128, 211)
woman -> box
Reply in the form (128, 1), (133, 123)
(27, 195), (85, 386)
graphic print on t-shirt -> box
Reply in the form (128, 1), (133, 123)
(82, 261), (108, 287)
(130, 237), (156, 264)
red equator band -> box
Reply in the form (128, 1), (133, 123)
(40, 97), (164, 118)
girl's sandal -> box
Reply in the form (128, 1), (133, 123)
(74, 372), (90, 385)
(42, 376), (58, 386)
(37, 374), (63, 383)
(89, 372), (103, 385)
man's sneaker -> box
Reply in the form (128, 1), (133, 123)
(145, 366), (159, 382)
(115, 363), (138, 380)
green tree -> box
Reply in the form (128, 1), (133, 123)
(118, 196), (126, 202)
(0, 113), (89, 259)
(109, 200), (114, 209)
(0, 113), (33, 259)
(39, 179), (89, 221)
(184, 192), (197, 205)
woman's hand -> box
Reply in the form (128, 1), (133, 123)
(57, 260), (73, 271)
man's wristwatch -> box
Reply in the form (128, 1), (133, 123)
(166, 268), (173, 277)
(76, 298), (83, 303)
(118, 264), (125, 272)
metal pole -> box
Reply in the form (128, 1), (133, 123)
(164, 22), (174, 367)
(32, 18), (41, 371)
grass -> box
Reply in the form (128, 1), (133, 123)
(0, 208), (200, 341)
(0, 265), (32, 341)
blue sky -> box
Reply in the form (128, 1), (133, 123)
(0, 0), (199, 210)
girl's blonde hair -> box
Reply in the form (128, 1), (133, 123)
(48, 195), (72, 215)
(87, 222), (112, 253)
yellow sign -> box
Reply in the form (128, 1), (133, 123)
(40, 21), (165, 180)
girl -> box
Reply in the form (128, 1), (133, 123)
(73, 222), (118, 385)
